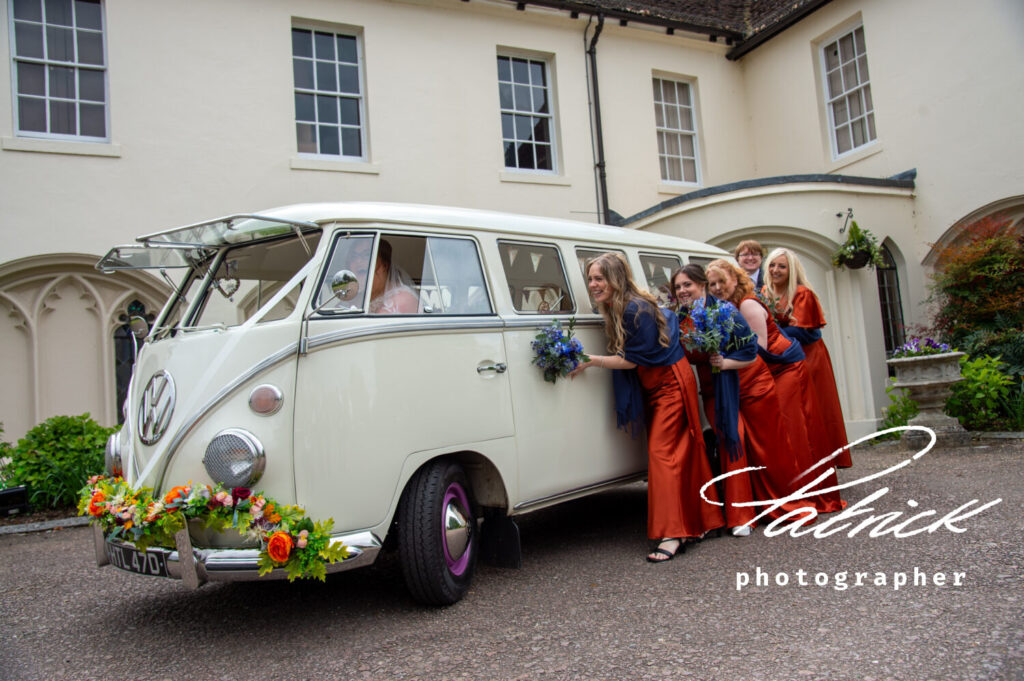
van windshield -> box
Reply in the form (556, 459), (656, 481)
(159, 231), (322, 334)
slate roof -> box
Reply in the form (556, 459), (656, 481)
(502, 0), (835, 58)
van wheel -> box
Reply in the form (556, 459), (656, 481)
(397, 460), (478, 606)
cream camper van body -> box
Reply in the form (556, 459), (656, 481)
(93, 203), (726, 604)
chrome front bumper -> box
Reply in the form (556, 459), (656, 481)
(92, 524), (381, 589)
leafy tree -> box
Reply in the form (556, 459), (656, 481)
(929, 214), (1024, 375)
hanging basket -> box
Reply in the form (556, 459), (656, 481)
(841, 250), (872, 270)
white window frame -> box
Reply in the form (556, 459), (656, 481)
(652, 76), (701, 186)
(820, 24), (876, 159)
(291, 24), (367, 161)
(497, 52), (557, 174)
(8, 0), (108, 142)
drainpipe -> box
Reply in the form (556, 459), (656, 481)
(585, 15), (610, 225)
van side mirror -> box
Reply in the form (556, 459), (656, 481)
(307, 269), (361, 318)
(129, 316), (150, 339)
(331, 269), (359, 302)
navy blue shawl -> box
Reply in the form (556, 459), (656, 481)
(780, 324), (822, 346)
(711, 301), (758, 461)
(612, 299), (685, 436)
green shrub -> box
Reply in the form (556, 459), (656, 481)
(945, 356), (1015, 431)
(1000, 378), (1024, 431)
(878, 378), (919, 439)
(3, 414), (117, 509)
(0, 423), (13, 490)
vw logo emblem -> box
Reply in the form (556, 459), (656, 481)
(138, 371), (176, 445)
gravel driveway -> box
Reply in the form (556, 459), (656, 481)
(1, 439), (1021, 681)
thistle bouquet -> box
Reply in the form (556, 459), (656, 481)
(531, 317), (589, 383)
(682, 299), (751, 372)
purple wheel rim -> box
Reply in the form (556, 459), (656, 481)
(442, 482), (471, 576)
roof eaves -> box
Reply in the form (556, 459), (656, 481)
(503, 0), (747, 41)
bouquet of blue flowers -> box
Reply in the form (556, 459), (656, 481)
(682, 299), (751, 372)
(531, 317), (589, 384)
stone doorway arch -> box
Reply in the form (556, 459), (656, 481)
(0, 254), (170, 440)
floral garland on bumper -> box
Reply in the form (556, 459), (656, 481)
(78, 476), (348, 581)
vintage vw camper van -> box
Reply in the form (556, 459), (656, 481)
(93, 203), (726, 604)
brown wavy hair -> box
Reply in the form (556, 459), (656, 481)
(586, 252), (669, 355)
(706, 258), (753, 307)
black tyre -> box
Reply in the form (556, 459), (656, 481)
(397, 460), (478, 605)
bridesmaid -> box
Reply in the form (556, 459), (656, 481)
(705, 259), (844, 515)
(570, 253), (724, 562)
(764, 248), (851, 468)
(675, 264), (819, 525)
(672, 264), (759, 535)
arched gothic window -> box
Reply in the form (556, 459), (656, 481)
(875, 244), (905, 356)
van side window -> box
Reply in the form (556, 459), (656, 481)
(421, 236), (492, 314)
(317, 233), (491, 315)
(576, 247), (626, 309)
(499, 241), (574, 313)
(639, 252), (682, 307)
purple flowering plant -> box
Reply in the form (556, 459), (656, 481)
(682, 299), (752, 373)
(891, 337), (955, 358)
(531, 317), (589, 383)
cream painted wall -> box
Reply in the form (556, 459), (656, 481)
(0, 0), (767, 265)
(740, 0), (1024, 269)
(594, 25), (755, 218)
(0, 0), (609, 266)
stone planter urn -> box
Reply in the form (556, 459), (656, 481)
(886, 351), (970, 448)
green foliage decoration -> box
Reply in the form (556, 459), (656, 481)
(4, 414), (117, 509)
(80, 477), (349, 581)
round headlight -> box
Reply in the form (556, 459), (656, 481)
(249, 384), (284, 416)
(203, 429), (266, 488)
(104, 432), (122, 477)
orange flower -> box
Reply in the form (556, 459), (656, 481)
(266, 531), (293, 564)
(87, 491), (107, 517)
(163, 485), (189, 505)
(145, 503), (163, 522)
(264, 503), (281, 524)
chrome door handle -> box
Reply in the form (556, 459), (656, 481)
(477, 362), (507, 374)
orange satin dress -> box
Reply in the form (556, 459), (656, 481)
(776, 286), (851, 468)
(681, 320), (757, 529)
(745, 296), (844, 514)
(733, 356), (820, 521)
(637, 358), (726, 539)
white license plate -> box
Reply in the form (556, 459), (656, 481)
(106, 542), (169, 577)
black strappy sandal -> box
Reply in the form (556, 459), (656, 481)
(646, 538), (684, 563)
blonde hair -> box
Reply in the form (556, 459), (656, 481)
(764, 248), (815, 320)
(705, 258), (753, 307)
(586, 252), (670, 355)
